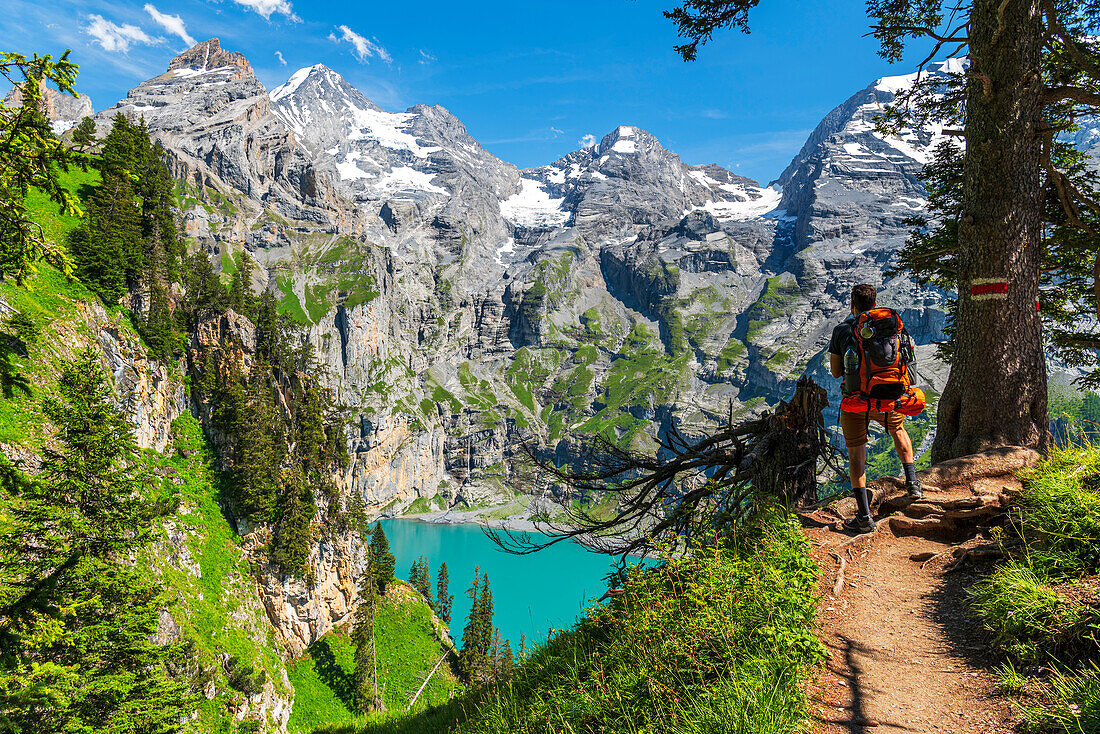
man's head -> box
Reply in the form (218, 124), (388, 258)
(851, 284), (876, 314)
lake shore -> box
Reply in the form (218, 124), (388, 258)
(397, 507), (547, 534)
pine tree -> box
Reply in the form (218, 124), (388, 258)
(270, 463), (316, 574)
(352, 550), (383, 714)
(368, 523), (395, 594)
(68, 169), (142, 303)
(500, 639), (514, 678)
(227, 250), (258, 317)
(71, 115), (96, 149)
(436, 562), (452, 625)
(459, 569), (495, 683)
(408, 555), (433, 606)
(0, 347), (194, 732)
(229, 367), (281, 521)
(0, 53), (84, 282)
(459, 569), (485, 683)
(141, 282), (177, 361)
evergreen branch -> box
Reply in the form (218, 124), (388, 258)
(1042, 85), (1100, 107)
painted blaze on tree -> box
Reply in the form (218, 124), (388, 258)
(663, 0), (1100, 459)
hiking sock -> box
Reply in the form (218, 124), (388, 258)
(852, 483), (872, 519)
(903, 462), (917, 485)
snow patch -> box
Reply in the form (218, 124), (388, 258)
(495, 238), (516, 265)
(346, 104), (440, 159)
(373, 166), (448, 197)
(546, 167), (566, 184)
(499, 179), (570, 228)
(697, 185), (783, 221)
(335, 151), (371, 181)
(172, 65), (237, 79)
(611, 139), (636, 154)
(270, 65), (318, 102)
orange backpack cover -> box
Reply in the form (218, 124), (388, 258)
(840, 308), (926, 417)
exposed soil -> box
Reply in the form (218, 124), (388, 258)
(801, 447), (1041, 733)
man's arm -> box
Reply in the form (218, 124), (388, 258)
(830, 353), (844, 378)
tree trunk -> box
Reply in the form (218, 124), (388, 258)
(753, 376), (828, 506)
(931, 0), (1050, 462)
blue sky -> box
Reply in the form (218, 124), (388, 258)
(5, 0), (935, 183)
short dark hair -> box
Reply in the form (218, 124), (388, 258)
(851, 284), (877, 313)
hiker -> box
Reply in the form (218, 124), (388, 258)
(828, 284), (925, 533)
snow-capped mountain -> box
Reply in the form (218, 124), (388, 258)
(96, 38), (956, 529)
(83, 37), (983, 659)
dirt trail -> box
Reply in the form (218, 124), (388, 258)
(801, 447), (1040, 733)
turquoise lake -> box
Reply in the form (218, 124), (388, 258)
(378, 519), (624, 650)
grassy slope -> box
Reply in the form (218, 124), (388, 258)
(971, 445), (1100, 732)
(143, 414), (293, 732)
(316, 504), (823, 734)
(15, 165), (293, 732)
(287, 582), (458, 733)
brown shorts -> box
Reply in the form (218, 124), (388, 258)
(840, 408), (904, 448)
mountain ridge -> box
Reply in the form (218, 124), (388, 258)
(73, 38), (953, 657)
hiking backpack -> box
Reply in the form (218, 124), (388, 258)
(839, 307), (926, 417)
(853, 307), (912, 399)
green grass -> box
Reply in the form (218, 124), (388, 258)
(320, 503), (823, 734)
(0, 263), (116, 447)
(24, 165), (101, 244)
(970, 446), (1100, 732)
(144, 415), (291, 731)
(278, 274), (310, 324)
(289, 584), (458, 733)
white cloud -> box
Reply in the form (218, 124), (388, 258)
(419, 49), (436, 65)
(144, 4), (196, 47)
(232, 0), (299, 21)
(84, 14), (162, 52)
(275, 50), (286, 65)
(579, 134), (597, 148)
(330, 25), (391, 64)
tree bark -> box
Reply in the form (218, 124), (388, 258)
(932, 0), (1050, 461)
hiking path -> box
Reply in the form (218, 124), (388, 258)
(800, 447), (1040, 733)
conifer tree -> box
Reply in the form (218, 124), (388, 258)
(459, 569), (495, 683)
(459, 569), (485, 682)
(141, 282), (176, 361)
(436, 562), (452, 624)
(229, 368), (281, 521)
(71, 115), (96, 149)
(368, 523), (395, 594)
(270, 463), (316, 574)
(408, 555), (433, 606)
(0, 52), (84, 282)
(500, 639), (514, 678)
(352, 549), (383, 713)
(0, 347), (193, 732)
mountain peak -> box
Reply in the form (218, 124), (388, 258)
(167, 38), (253, 80)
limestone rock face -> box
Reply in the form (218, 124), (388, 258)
(251, 520), (366, 656)
(75, 301), (188, 453)
(3, 83), (94, 133)
(103, 40), (979, 656)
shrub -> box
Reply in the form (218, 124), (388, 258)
(970, 564), (1096, 665)
(451, 504), (825, 734)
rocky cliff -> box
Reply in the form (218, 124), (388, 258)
(88, 40), (969, 655)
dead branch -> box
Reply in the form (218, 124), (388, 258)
(487, 377), (842, 559)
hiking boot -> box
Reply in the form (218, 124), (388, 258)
(843, 514), (877, 534)
(905, 480), (924, 500)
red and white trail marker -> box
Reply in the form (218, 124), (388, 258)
(970, 278), (1008, 301)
